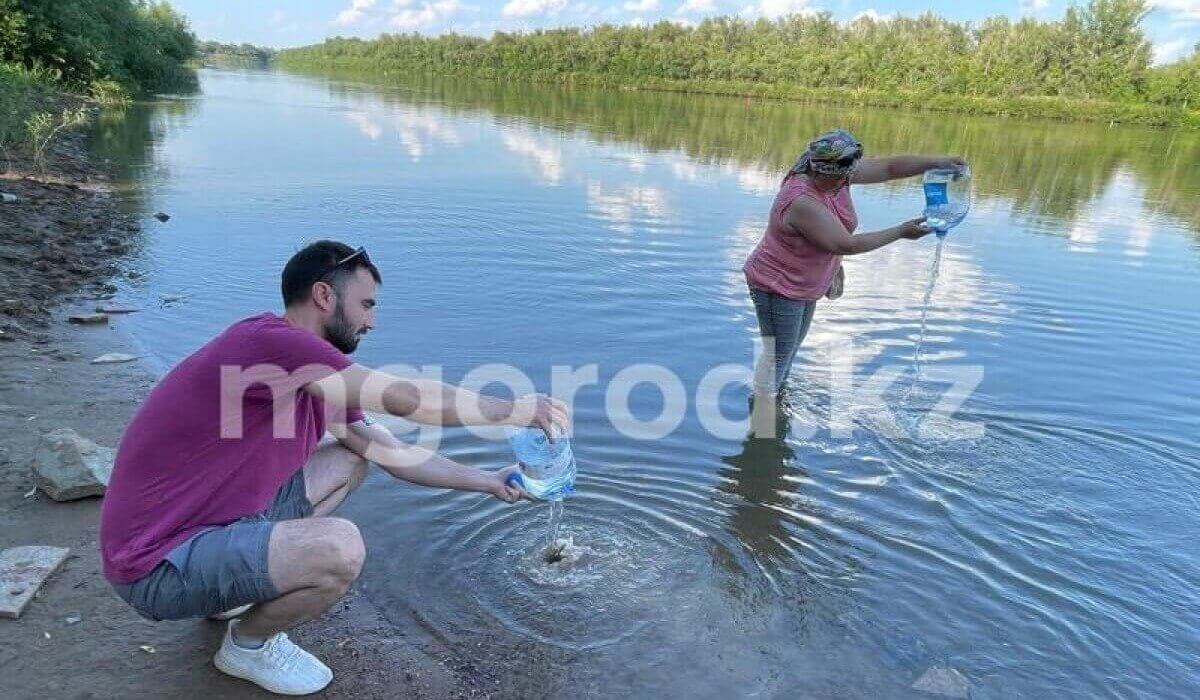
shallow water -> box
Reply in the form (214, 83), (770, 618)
(93, 68), (1200, 698)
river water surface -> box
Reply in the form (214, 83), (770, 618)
(91, 68), (1200, 698)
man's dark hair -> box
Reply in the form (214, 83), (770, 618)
(281, 240), (382, 308)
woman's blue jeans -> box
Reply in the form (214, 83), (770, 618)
(748, 285), (817, 394)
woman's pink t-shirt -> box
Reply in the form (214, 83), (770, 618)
(744, 174), (858, 301)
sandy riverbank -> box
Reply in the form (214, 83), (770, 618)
(0, 118), (485, 698)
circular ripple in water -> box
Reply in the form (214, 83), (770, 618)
(398, 476), (747, 652)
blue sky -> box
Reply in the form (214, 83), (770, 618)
(179, 0), (1198, 64)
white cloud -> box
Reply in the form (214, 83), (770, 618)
(669, 157), (702, 182)
(741, 0), (816, 20)
(610, 150), (648, 172)
(624, 0), (659, 11)
(394, 109), (461, 161)
(587, 182), (672, 233)
(1149, 0), (1200, 20)
(335, 0), (377, 25)
(501, 132), (565, 184)
(628, 16), (648, 26)
(269, 9), (288, 26)
(390, 0), (464, 29)
(347, 112), (383, 140)
(677, 0), (714, 12)
(1153, 37), (1192, 64)
(851, 9), (895, 22)
(1018, 0), (1051, 14)
(724, 163), (779, 195)
(346, 101), (462, 160)
(572, 2), (603, 17)
(501, 0), (567, 17)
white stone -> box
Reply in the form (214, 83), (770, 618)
(91, 353), (138, 365)
(0, 546), (70, 619)
(31, 428), (114, 501)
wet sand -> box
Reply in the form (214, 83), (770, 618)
(0, 121), (482, 698)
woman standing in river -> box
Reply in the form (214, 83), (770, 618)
(744, 129), (967, 398)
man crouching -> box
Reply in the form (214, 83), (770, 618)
(99, 240), (567, 695)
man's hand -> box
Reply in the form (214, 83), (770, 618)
(509, 393), (570, 441)
(491, 464), (525, 503)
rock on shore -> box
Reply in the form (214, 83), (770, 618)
(31, 428), (114, 501)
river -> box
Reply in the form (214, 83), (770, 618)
(90, 68), (1200, 698)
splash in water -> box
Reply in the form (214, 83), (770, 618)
(543, 500), (568, 563)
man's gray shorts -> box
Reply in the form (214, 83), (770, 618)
(112, 469), (313, 621)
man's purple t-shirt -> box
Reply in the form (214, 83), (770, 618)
(101, 313), (364, 584)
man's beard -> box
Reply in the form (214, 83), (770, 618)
(323, 303), (362, 354)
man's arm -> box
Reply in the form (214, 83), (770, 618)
(328, 418), (522, 502)
(305, 364), (569, 437)
(851, 155), (967, 185)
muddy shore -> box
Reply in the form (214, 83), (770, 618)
(0, 117), (486, 698)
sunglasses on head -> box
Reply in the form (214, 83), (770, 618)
(814, 145), (863, 168)
(320, 246), (370, 280)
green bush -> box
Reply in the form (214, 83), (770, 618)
(278, 0), (1198, 128)
(88, 78), (131, 106)
(0, 1), (194, 156)
(1146, 47), (1200, 110)
(0, 62), (42, 156)
(0, 0), (196, 95)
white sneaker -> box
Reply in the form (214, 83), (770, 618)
(208, 603), (254, 621)
(213, 621), (333, 695)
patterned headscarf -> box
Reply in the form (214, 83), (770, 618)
(790, 129), (864, 178)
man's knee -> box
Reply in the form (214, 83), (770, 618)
(325, 441), (369, 492)
(309, 518), (365, 589)
(346, 451), (369, 492)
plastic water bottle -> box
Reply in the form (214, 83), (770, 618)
(504, 427), (576, 501)
(922, 166), (971, 236)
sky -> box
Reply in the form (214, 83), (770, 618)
(179, 0), (1199, 64)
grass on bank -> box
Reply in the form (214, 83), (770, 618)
(0, 0), (196, 169)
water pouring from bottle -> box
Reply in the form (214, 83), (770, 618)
(905, 166), (972, 404)
(504, 426), (578, 563)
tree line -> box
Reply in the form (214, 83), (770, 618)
(277, 0), (1199, 127)
(197, 40), (275, 64)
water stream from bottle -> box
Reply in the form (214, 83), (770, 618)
(544, 500), (566, 562)
(903, 236), (946, 406)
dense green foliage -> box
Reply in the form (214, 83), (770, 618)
(278, 0), (1199, 127)
(0, 0), (195, 154)
(1146, 45), (1200, 109)
(0, 0), (195, 94)
(196, 40), (275, 64)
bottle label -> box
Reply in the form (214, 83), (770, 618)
(923, 182), (948, 207)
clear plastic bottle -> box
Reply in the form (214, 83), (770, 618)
(922, 166), (971, 236)
(504, 427), (577, 501)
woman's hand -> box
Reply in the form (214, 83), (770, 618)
(932, 155), (968, 171)
(509, 393), (571, 441)
(490, 464), (525, 503)
(898, 217), (935, 240)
